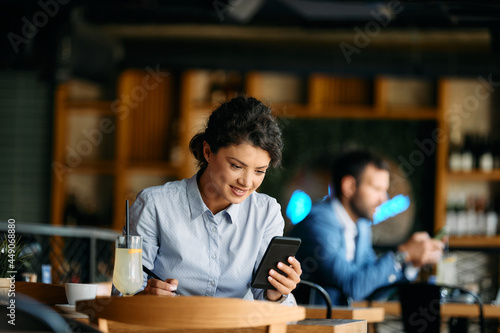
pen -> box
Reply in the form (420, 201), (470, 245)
(142, 265), (179, 295)
(142, 265), (162, 280)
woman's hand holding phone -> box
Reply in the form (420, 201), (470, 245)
(265, 256), (302, 301)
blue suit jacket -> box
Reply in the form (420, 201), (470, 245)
(290, 199), (406, 305)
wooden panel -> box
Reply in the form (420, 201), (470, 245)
(304, 307), (384, 323)
(434, 78), (451, 232)
(353, 301), (500, 319)
(106, 320), (267, 333)
(118, 69), (173, 162)
(113, 69), (173, 229)
(51, 85), (69, 226)
(309, 74), (372, 108)
(448, 170), (500, 181)
(104, 318), (366, 333)
(449, 235), (500, 248)
(17, 281), (67, 305)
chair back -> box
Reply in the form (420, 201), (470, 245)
(398, 283), (442, 333)
(367, 282), (485, 333)
(76, 295), (305, 332)
(293, 280), (333, 319)
(0, 293), (71, 332)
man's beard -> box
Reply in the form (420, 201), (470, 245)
(348, 195), (373, 221)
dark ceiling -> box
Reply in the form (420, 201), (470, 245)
(82, 0), (500, 28)
(2, 0), (500, 82)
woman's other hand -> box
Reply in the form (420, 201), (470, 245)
(141, 278), (179, 296)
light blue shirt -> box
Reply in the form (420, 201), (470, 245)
(129, 173), (287, 301)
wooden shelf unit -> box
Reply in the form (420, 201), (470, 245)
(449, 235), (500, 248)
(448, 170), (500, 181)
(51, 70), (178, 231)
(53, 69), (500, 251)
(179, 70), (440, 180)
(247, 72), (440, 120)
(434, 78), (500, 257)
(179, 69), (441, 177)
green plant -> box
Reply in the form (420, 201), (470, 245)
(0, 236), (31, 278)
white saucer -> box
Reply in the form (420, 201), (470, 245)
(55, 304), (89, 319)
(55, 304), (76, 313)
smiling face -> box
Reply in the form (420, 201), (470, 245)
(198, 142), (271, 214)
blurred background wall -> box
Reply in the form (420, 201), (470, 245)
(2, 1), (500, 291)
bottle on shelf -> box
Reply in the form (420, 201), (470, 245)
(485, 198), (498, 236)
(475, 196), (487, 235)
(479, 135), (494, 172)
(465, 195), (477, 235)
(455, 193), (468, 236)
(446, 195), (458, 236)
(448, 127), (462, 172)
(461, 134), (475, 172)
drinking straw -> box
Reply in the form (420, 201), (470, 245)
(125, 200), (129, 247)
(125, 200), (129, 236)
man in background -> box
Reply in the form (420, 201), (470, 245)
(290, 150), (443, 305)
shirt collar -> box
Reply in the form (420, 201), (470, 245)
(186, 173), (239, 224)
(332, 198), (358, 236)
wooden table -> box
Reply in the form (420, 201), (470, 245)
(14, 282), (368, 333)
(75, 295), (368, 333)
(353, 301), (500, 319)
(304, 305), (385, 323)
(104, 319), (367, 333)
(290, 319), (366, 333)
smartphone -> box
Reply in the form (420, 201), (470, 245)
(251, 236), (301, 290)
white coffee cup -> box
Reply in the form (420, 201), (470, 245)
(65, 283), (98, 305)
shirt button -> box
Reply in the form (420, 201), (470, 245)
(211, 226), (216, 232)
(388, 274), (397, 283)
(211, 254), (216, 259)
(210, 280), (215, 286)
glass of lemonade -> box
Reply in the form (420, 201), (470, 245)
(113, 235), (143, 296)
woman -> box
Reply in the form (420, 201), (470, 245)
(130, 96), (301, 303)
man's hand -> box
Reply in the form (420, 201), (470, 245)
(140, 278), (179, 296)
(266, 257), (302, 301)
(398, 232), (444, 267)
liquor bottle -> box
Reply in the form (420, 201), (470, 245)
(449, 127), (462, 171)
(465, 195), (477, 235)
(479, 135), (494, 172)
(461, 134), (475, 172)
(446, 195), (458, 236)
(475, 196), (487, 235)
(486, 199), (498, 236)
(456, 193), (468, 236)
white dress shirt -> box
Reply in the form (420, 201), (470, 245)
(331, 199), (358, 262)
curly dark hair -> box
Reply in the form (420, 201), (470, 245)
(189, 96), (283, 171)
